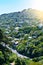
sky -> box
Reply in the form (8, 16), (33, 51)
(0, 0), (43, 14)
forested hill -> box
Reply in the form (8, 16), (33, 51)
(0, 8), (43, 27)
(0, 9), (43, 65)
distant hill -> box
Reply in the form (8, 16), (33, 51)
(0, 8), (43, 28)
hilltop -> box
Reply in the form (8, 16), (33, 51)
(0, 8), (43, 29)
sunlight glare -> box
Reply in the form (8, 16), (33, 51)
(33, 0), (43, 11)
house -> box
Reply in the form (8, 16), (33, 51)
(28, 36), (32, 39)
(10, 62), (15, 65)
(38, 23), (43, 29)
(11, 40), (15, 43)
(32, 31), (38, 39)
(32, 36), (37, 39)
(13, 41), (18, 47)
(14, 41), (18, 45)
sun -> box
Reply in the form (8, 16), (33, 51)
(33, 0), (43, 11)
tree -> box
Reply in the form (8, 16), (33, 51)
(0, 51), (5, 65)
(0, 29), (3, 42)
(15, 58), (21, 65)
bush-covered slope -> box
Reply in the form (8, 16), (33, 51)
(0, 8), (43, 29)
(16, 26), (43, 61)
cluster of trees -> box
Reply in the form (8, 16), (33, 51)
(0, 25), (43, 65)
(0, 8), (42, 29)
(0, 8), (43, 65)
(16, 26), (43, 62)
(0, 29), (13, 65)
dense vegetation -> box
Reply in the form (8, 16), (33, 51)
(0, 8), (43, 30)
(0, 26), (43, 65)
(16, 26), (43, 60)
(0, 9), (43, 65)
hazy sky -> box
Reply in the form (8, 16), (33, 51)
(0, 0), (43, 14)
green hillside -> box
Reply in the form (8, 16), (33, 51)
(0, 9), (43, 65)
(0, 8), (43, 29)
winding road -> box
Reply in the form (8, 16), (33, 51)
(2, 43), (28, 58)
